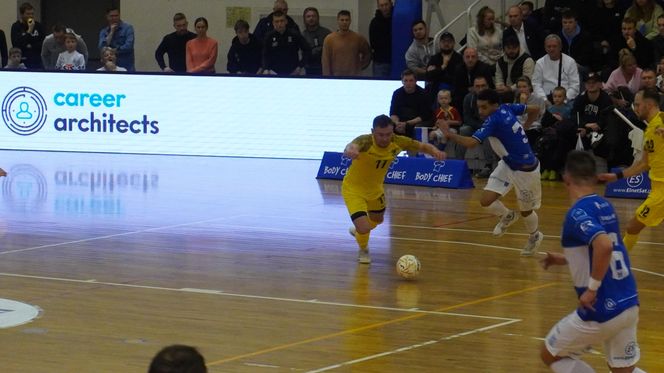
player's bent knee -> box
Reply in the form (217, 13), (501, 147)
(539, 344), (558, 366)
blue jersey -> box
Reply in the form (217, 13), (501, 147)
(561, 194), (639, 323)
(472, 104), (538, 170)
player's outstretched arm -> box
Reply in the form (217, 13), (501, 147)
(437, 119), (480, 148)
(0, 168), (6, 177)
(598, 151), (649, 182)
(417, 142), (446, 160)
(344, 143), (361, 160)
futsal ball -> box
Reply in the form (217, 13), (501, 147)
(396, 255), (421, 279)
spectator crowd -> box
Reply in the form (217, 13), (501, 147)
(2, 0), (661, 178)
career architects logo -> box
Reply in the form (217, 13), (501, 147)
(1, 87), (48, 136)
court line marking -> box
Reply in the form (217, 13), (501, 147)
(305, 319), (521, 373)
(0, 215), (247, 256)
(205, 283), (554, 367)
(0, 272), (518, 322)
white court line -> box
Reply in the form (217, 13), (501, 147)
(305, 319), (521, 373)
(0, 215), (246, 256)
(0, 272), (519, 322)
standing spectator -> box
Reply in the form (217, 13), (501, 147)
(559, 10), (594, 76)
(369, 0), (393, 77)
(452, 47), (494, 113)
(155, 13), (196, 73)
(261, 11), (310, 75)
(590, 0), (629, 62)
(425, 31), (463, 102)
(97, 47), (126, 72)
(186, 17), (218, 74)
(41, 24), (88, 70)
(4, 47), (26, 69)
(503, 5), (544, 60)
(227, 20), (262, 74)
(1, 28), (9, 68)
(467, 6), (503, 69)
(405, 20), (434, 80)
(495, 36), (535, 103)
(55, 33), (85, 71)
(322, 11), (370, 77)
(604, 49), (644, 98)
(613, 17), (654, 69)
(389, 69), (433, 144)
(11, 2), (45, 69)
(532, 34), (580, 102)
(254, 0), (300, 43)
(301, 7), (330, 76)
(625, 0), (664, 39)
(98, 7), (135, 71)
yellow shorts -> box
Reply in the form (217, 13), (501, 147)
(635, 180), (664, 227)
(341, 187), (386, 220)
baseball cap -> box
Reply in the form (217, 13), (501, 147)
(585, 72), (602, 83)
(440, 31), (455, 41)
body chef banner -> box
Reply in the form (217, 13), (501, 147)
(0, 71), (406, 159)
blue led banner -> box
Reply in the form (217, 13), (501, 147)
(316, 151), (474, 189)
(604, 169), (650, 199)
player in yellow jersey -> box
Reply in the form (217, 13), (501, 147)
(343, 114), (446, 263)
(599, 88), (664, 250)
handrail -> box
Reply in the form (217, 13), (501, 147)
(432, 0), (483, 53)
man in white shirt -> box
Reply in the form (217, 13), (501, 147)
(532, 34), (580, 103)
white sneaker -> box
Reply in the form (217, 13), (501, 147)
(521, 231), (544, 256)
(357, 248), (371, 264)
(349, 226), (356, 237)
(493, 210), (518, 237)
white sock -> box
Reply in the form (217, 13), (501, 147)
(484, 200), (509, 217)
(550, 358), (595, 373)
(523, 211), (539, 234)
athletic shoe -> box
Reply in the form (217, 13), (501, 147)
(492, 210), (518, 237)
(540, 169), (550, 180)
(548, 170), (558, 181)
(521, 231), (544, 256)
(358, 248), (371, 264)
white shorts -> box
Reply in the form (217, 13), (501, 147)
(545, 306), (640, 368)
(484, 160), (541, 211)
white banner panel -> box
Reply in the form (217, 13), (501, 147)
(0, 71), (405, 159)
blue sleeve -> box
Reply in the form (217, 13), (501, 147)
(117, 25), (135, 53)
(471, 117), (494, 143)
(98, 28), (108, 50)
(509, 103), (527, 116)
(569, 208), (606, 245)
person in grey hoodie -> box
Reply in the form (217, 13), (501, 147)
(405, 20), (434, 80)
(41, 24), (88, 70)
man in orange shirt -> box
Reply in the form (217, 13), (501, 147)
(321, 10), (371, 77)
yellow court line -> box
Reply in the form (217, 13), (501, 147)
(206, 282), (558, 367)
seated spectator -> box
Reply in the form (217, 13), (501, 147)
(467, 6), (503, 69)
(653, 14), (664, 63)
(261, 11), (310, 75)
(254, 0), (300, 43)
(452, 47), (494, 113)
(425, 31), (463, 103)
(461, 76), (496, 176)
(532, 34), (580, 103)
(186, 17), (218, 74)
(547, 86), (572, 121)
(389, 69), (433, 148)
(495, 36), (535, 103)
(590, 0), (628, 69)
(301, 7), (331, 76)
(322, 10), (371, 77)
(155, 13), (196, 73)
(227, 19), (262, 74)
(148, 345), (207, 373)
(0, 28), (6, 68)
(612, 17), (654, 69)
(97, 47), (126, 72)
(503, 5), (544, 60)
(405, 20), (434, 80)
(559, 10), (594, 77)
(429, 89), (462, 151)
(624, 0), (664, 39)
(5, 47), (26, 69)
(604, 48), (643, 106)
(657, 56), (664, 87)
(55, 33), (85, 71)
(640, 67), (664, 107)
(514, 76), (546, 149)
(41, 24), (88, 70)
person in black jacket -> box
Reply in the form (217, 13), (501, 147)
(369, 0), (393, 77)
(612, 17), (654, 69)
(0, 29), (7, 68)
(10, 2), (45, 69)
(261, 11), (310, 75)
(390, 69), (433, 147)
(254, 0), (300, 43)
(452, 47), (494, 116)
(155, 13), (196, 73)
(227, 20), (262, 74)
(425, 31), (463, 105)
(559, 10), (594, 78)
(503, 5), (544, 60)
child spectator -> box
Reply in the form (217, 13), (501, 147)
(55, 32), (85, 70)
(547, 86), (571, 121)
(5, 47), (26, 69)
(429, 89), (461, 150)
(97, 47), (126, 72)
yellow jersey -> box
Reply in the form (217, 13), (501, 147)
(645, 113), (664, 181)
(342, 134), (419, 197)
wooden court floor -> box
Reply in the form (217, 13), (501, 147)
(0, 150), (662, 373)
